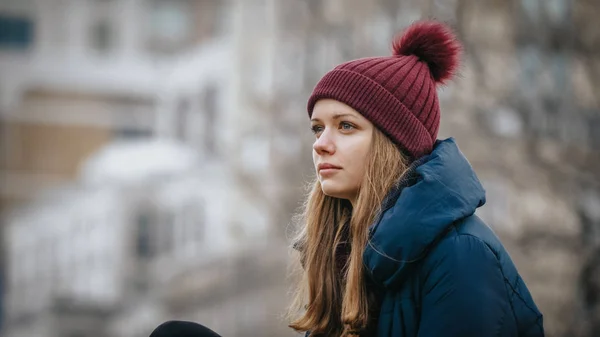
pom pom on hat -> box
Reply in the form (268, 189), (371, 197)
(392, 21), (462, 84)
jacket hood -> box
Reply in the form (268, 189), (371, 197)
(364, 137), (486, 289)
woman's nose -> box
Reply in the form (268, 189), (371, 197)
(313, 130), (335, 155)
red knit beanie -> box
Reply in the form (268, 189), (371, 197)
(307, 21), (462, 159)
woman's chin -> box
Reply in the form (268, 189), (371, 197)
(321, 182), (353, 200)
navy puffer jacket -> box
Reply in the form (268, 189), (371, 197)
(361, 138), (544, 337)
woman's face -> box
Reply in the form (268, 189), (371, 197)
(311, 99), (374, 205)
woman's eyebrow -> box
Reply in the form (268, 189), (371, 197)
(332, 113), (357, 120)
(311, 113), (358, 122)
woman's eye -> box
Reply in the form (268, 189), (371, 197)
(340, 122), (355, 131)
(311, 125), (323, 134)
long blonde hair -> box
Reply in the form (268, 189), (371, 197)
(288, 127), (410, 336)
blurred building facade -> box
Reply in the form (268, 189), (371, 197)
(3, 138), (278, 337)
(0, 1), (599, 337)
(0, 1), (290, 337)
(1, 1), (171, 335)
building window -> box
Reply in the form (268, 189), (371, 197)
(0, 14), (33, 50)
(90, 19), (114, 53)
(201, 86), (219, 153)
(157, 209), (175, 254)
(135, 211), (154, 259)
(145, 0), (194, 54)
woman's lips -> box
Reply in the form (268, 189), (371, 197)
(318, 163), (342, 176)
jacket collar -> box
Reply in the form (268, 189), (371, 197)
(364, 138), (486, 288)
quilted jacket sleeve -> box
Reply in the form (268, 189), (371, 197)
(417, 234), (514, 337)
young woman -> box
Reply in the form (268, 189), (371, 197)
(287, 21), (545, 337)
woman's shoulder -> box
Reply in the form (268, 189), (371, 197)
(445, 214), (500, 245)
(421, 214), (518, 282)
(419, 215), (545, 335)
(426, 215), (503, 261)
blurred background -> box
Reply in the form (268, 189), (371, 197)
(0, 0), (598, 336)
